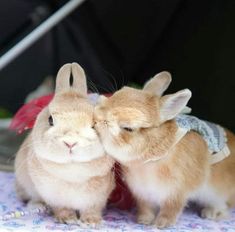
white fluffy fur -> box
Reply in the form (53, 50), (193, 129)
(15, 63), (115, 225)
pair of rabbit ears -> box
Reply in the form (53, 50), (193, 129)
(143, 71), (192, 122)
(55, 63), (87, 96)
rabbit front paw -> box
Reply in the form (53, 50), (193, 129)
(54, 208), (79, 224)
(201, 206), (229, 220)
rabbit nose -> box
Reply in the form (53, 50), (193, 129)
(63, 141), (77, 149)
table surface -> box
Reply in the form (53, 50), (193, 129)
(0, 171), (235, 232)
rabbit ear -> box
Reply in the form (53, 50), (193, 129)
(55, 63), (87, 96)
(143, 71), (172, 96)
(55, 63), (72, 93)
(159, 89), (192, 122)
(71, 62), (87, 96)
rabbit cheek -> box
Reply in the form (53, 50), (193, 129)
(96, 122), (116, 143)
(114, 131), (132, 147)
(75, 138), (90, 148)
(94, 121), (107, 137)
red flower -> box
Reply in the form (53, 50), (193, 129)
(10, 94), (54, 134)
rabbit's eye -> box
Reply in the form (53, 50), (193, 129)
(48, 115), (54, 126)
(122, 127), (133, 132)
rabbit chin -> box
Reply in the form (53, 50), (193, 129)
(104, 143), (135, 163)
(34, 145), (105, 164)
(95, 125), (136, 162)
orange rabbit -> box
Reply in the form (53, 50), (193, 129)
(94, 71), (235, 228)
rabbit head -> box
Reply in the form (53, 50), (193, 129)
(32, 63), (104, 163)
(94, 71), (192, 163)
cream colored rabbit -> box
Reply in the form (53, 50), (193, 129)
(94, 71), (235, 228)
(15, 63), (115, 226)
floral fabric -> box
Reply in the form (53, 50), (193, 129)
(0, 171), (235, 231)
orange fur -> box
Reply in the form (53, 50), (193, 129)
(94, 73), (235, 228)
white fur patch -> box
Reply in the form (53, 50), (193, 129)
(126, 164), (174, 205)
(31, 170), (105, 210)
(189, 183), (227, 209)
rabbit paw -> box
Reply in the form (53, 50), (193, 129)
(54, 208), (79, 224)
(154, 215), (176, 229)
(79, 214), (102, 228)
(137, 212), (155, 225)
(201, 206), (229, 220)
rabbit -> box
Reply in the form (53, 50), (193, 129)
(94, 71), (235, 228)
(14, 63), (115, 226)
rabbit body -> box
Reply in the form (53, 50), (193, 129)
(15, 63), (114, 225)
(94, 72), (235, 228)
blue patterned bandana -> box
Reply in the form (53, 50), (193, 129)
(175, 114), (230, 164)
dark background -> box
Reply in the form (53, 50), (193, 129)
(0, 0), (235, 131)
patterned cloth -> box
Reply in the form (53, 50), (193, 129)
(0, 171), (235, 232)
(175, 114), (230, 164)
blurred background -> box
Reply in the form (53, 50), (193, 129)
(0, 0), (235, 170)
